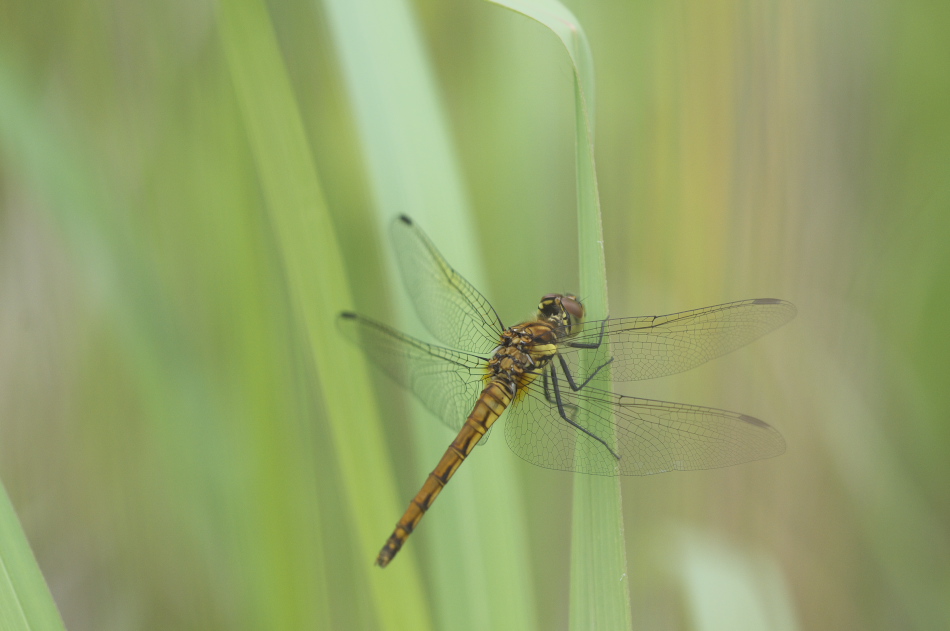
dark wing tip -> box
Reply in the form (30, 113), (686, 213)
(751, 298), (797, 322)
(340, 311), (358, 320)
(738, 413), (771, 429)
(737, 414), (787, 458)
(397, 214), (413, 226)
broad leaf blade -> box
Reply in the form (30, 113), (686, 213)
(485, 2), (632, 629)
(0, 483), (66, 631)
(218, 1), (432, 628)
(321, 1), (538, 629)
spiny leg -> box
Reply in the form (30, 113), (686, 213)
(549, 364), (620, 460)
(541, 367), (577, 416)
(560, 317), (613, 390)
(557, 353), (614, 392)
(566, 317), (608, 350)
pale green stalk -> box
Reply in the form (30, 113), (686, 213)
(0, 482), (66, 631)
(486, 2), (632, 629)
(319, 1), (537, 629)
(217, 1), (432, 628)
(2, 33), (324, 631)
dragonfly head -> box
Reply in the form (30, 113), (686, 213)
(538, 293), (585, 333)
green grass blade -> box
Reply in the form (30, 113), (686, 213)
(217, 1), (432, 628)
(485, 2), (632, 629)
(0, 482), (66, 631)
(320, 1), (538, 629)
(2, 32), (332, 630)
(0, 54), (131, 631)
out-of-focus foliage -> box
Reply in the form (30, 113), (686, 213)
(0, 0), (947, 629)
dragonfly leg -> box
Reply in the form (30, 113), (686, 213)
(550, 364), (620, 460)
(541, 367), (578, 415)
(557, 353), (614, 392)
(565, 317), (608, 349)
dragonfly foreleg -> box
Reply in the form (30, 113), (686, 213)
(565, 317), (608, 349)
(557, 353), (615, 392)
(550, 364), (620, 460)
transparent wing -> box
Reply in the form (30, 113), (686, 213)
(504, 372), (786, 476)
(557, 299), (796, 384)
(391, 215), (504, 354)
(338, 312), (488, 433)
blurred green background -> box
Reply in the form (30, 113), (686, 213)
(1, 0), (949, 629)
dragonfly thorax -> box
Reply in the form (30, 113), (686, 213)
(488, 322), (560, 395)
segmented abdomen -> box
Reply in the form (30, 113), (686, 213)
(375, 379), (513, 567)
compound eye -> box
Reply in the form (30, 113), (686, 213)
(560, 295), (585, 321)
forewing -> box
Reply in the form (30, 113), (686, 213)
(338, 312), (487, 433)
(558, 299), (796, 383)
(391, 215), (504, 354)
(504, 376), (786, 476)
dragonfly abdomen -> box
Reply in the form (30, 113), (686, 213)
(375, 379), (514, 567)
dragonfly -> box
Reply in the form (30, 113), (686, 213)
(339, 215), (796, 567)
